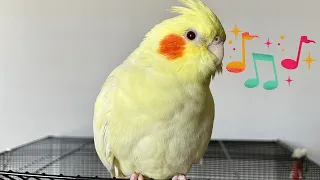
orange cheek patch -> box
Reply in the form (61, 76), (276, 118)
(158, 34), (186, 60)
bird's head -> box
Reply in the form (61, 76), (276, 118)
(134, 0), (226, 84)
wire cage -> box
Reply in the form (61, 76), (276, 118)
(0, 136), (320, 180)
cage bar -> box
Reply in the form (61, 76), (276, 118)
(0, 136), (319, 180)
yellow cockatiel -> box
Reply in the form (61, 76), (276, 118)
(93, 0), (226, 179)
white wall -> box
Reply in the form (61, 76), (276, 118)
(0, 0), (319, 164)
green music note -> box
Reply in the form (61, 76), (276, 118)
(244, 53), (278, 90)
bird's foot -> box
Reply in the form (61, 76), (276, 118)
(130, 172), (144, 180)
(172, 174), (187, 180)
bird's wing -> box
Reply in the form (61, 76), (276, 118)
(193, 90), (215, 165)
(93, 67), (122, 178)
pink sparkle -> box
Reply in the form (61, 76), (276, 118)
(278, 43), (280, 46)
(265, 38), (272, 48)
(285, 76), (293, 86)
(233, 48), (236, 51)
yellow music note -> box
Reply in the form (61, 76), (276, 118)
(226, 32), (259, 73)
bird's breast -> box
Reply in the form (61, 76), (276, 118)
(117, 86), (214, 179)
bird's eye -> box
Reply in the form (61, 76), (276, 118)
(186, 30), (197, 41)
(211, 36), (222, 45)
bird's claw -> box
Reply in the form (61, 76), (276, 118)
(130, 172), (144, 180)
(172, 174), (187, 180)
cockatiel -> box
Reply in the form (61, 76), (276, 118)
(93, 0), (226, 179)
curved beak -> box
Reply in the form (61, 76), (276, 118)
(208, 42), (225, 67)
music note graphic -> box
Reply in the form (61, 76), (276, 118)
(244, 53), (278, 90)
(226, 32), (259, 73)
(281, 36), (316, 70)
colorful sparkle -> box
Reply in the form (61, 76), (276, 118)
(230, 24), (242, 40)
(285, 76), (293, 86)
(303, 52), (316, 70)
(265, 38), (272, 48)
(280, 35), (285, 40)
(233, 48), (236, 51)
(229, 56), (232, 59)
(282, 48), (285, 52)
(278, 43), (280, 46)
(228, 40), (233, 44)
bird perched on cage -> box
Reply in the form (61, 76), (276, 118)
(93, 0), (226, 179)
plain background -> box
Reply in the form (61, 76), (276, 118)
(0, 0), (319, 164)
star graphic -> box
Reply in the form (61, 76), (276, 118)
(285, 76), (293, 86)
(230, 24), (242, 40)
(303, 52), (315, 70)
(265, 38), (272, 48)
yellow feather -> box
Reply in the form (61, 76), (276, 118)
(93, 0), (225, 179)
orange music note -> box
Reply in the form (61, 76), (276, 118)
(226, 32), (259, 73)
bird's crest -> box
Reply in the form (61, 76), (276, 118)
(170, 0), (218, 22)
